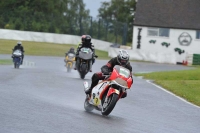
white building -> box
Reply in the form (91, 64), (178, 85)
(132, 0), (200, 64)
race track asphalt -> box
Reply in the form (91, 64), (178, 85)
(0, 55), (199, 133)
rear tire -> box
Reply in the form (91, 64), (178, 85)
(101, 93), (118, 116)
(80, 73), (85, 79)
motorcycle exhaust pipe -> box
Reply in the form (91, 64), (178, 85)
(83, 81), (89, 91)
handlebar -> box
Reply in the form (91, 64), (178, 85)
(102, 72), (111, 76)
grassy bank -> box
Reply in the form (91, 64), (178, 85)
(134, 67), (200, 106)
(0, 59), (12, 65)
(0, 39), (109, 59)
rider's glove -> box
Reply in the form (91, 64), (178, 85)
(101, 67), (109, 75)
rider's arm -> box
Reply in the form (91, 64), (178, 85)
(21, 46), (24, 52)
(127, 63), (133, 84)
(106, 58), (115, 68)
(127, 62), (132, 72)
(101, 58), (116, 73)
(13, 46), (17, 51)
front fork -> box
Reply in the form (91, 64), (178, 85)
(104, 88), (120, 102)
(106, 87), (126, 100)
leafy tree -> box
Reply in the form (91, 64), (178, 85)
(98, 0), (136, 44)
(0, 0), (90, 34)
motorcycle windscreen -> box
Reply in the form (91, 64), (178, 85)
(67, 53), (75, 61)
(13, 50), (22, 57)
(114, 65), (131, 78)
(78, 51), (93, 60)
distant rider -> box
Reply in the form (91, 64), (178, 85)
(85, 50), (133, 98)
(65, 47), (75, 57)
(12, 41), (25, 64)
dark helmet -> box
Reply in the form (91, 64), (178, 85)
(82, 35), (91, 44)
(81, 35), (86, 42)
(17, 41), (22, 46)
(70, 47), (74, 52)
(117, 50), (130, 66)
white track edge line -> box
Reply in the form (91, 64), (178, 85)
(146, 80), (200, 109)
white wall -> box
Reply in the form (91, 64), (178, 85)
(0, 29), (112, 52)
(132, 26), (200, 63)
(109, 47), (177, 64)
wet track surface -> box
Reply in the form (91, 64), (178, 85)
(0, 55), (199, 133)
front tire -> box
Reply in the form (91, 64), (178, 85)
(67, 64), (71, 72)
(101, 93), (118, 116)
(80, 73), (85, 79)
(14, 63), (17, 68)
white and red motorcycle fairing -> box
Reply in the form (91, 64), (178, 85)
(83, 65), (133, 116)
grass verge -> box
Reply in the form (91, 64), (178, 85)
(0, 59), (12, 65)
(0, 39), (109, 59)
(134, 67), (200, 106)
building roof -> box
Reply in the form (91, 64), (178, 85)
(134, 0), (200, 30)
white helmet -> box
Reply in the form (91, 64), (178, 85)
(17, 41), (22, 46)
(117, 50), (129, 66)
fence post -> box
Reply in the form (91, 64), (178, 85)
(122, 23), (128, 45)
(79, 16), (83, 35)
(105, 19), (108, 41)
(90, 16), (93, 36)
(98, 18), (101, 39)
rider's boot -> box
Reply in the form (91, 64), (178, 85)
(121, 91), (127, 98)
(74, 61), (77, 70)
(89, 61), (92, 72)
(85, 87), (92, 95)
(85, 76), (99, 95)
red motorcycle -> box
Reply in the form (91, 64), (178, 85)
(83, 65), (133, 116)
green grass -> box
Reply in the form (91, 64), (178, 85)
(0, 59), (12, 65)
(0, 39), (109, 59)
(134, 68), (200, 106)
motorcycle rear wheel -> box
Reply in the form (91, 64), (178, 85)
(101, 93), (118, 116)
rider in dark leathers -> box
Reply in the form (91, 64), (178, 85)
(12, 42), (24, 64)
(85, 50), (133, 98)
(74, 35), (97, 71)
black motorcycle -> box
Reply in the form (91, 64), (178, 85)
(12, 49), (23, 69)
(76, 47), (97, 79)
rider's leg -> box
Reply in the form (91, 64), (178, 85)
(74, 57), (77, 70)
(85, 72), (104, 94)
(92, 58), (95, 64)
(21, 54), (24, 64)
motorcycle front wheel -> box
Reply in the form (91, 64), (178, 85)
(67, 63), (72, 72)
(14, 62), (20, 69)
(101, 93), (118, 116)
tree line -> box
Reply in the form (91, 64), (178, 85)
(0, 0), (136, 45)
